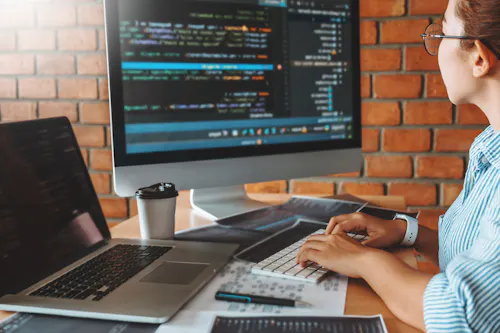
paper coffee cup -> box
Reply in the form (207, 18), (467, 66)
(136, 183), (179, 240)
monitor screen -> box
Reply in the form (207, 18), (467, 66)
(0, 119), (109, 296)
(107, 0), (360, 166)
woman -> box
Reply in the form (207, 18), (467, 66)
(296, 0), (500, 332)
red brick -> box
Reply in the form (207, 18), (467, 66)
(426, 74), (448, 98)
(362, 129), (380, 153)
(406, 47), (440, 71)
(0, 32), (16, 51)
(416, 209), (447, 231)
(410, 0), (448, 15)
(329, 172), (361, 178)
(405, 101), (453, 125)
(73, 126), (106, 148)
(366, 156), (413, 178)
(99, 198), (128, 219)
(340, 182), (385, 196)
(39, 102), (78, 122)
(78, 54), (107, 75)
(59, 78), (98, 99)
(435, 129), (483, 152)
(361, 49), (402, 72)
(360, 0), (405, 17)
(78, 4), (104, 25)
(361, 75), (371, 98)
(374, 75), (422, 98)
(58, 29), (97, 51)
(388, 183), (437, 206)
(416, 156), (464, 179)
(0, 78), (16, 99)
(37, 54), (75, 75)
(457, 104), (489, 125)
(90, 149), (113, 171)
(100, 78), (109, 100)
(290, 181), (335, 196)
(90, 173), (111, 195)
(107, 127), (112, 146)
(18, 30), (55, 50)
(0, 5), (35, 27)
(99, 30), (106, 50)
(80, 103), (110, 125)
(0, 102), (36, 122)
(381, 19), (429, 44)
(246, 181), (287, 193)
(81, 149), (89, 167)
(442, 183), (463, 206)
(362, 102), (401, 126)
(19, 78), (56, 99)
(0, 54), (34, 75)
(360, 21), (377, 45)
(37, 5), (76, 27)
(383, 129), (431, 152)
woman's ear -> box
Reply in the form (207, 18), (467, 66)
(471, 40), (497, 78)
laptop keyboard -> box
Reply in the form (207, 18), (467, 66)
(29, 244), (171, 301)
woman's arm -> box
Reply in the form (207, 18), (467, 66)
(413, 225), (439, 266)
(296, 233), (434, 331)
(360, 250), (434, 332)
(326, 213), (441, 265)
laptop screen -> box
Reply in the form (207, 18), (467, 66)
(0, 118), (110, 296)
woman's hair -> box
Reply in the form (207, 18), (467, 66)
(456, 0), (500, 55)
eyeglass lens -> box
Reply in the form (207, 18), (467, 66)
(424, 24), (443, 56)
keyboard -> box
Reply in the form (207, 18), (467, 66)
(251, 229), (368, 283)
(30, 244), (171, 301)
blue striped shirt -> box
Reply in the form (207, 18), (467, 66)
(424, 126), (500, 333)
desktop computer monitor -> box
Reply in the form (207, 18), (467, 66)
(104, 0), (362, 219)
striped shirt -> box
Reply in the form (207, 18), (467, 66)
(424, 126), (500, 333)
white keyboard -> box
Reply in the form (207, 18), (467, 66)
(251, 229), (368, 283)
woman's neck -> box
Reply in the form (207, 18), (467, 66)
(474, 80), (500, 132)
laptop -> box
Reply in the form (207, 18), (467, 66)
(0, 117), (238, 323)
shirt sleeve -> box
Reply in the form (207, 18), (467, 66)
(423, 214), (500, 333)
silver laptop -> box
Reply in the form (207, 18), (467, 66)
(0, 118), (238, 323)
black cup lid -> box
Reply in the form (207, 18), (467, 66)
(135, 183), (178, 199)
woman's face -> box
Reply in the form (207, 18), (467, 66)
(439, 0), (476, 104)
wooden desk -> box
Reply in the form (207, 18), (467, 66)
(1, 193), (422, 333)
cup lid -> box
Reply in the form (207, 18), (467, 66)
(136, 183), (179, 199)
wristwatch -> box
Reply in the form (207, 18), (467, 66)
(393, 213), (419, 247)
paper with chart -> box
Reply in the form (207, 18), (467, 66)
(155, 312), (388, 333)
(183, 260), (348, 315)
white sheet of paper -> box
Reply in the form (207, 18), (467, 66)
(182, 260), (348, 315)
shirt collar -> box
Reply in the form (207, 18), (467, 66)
(476, 126), (500, 170)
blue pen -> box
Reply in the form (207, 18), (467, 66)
(215, 291), (311, 308)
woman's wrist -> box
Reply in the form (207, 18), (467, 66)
(392, 218), (408, 245)
(357, 247), (386, 279)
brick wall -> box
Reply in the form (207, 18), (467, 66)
(0, 0), (488, 228)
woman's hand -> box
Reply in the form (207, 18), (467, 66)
(326, 212), (407, 249)
(296, 232), (375, 278)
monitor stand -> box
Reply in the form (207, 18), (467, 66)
(190, 185), (271, 220)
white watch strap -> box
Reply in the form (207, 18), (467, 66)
(394, 214), (419, 247)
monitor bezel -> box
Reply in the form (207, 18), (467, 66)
(104, 0), (362, 168)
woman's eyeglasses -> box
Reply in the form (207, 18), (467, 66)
(421, 23), (500, 59)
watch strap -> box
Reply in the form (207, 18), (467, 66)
(394, 213), (419, 247)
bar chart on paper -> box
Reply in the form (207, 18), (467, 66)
(210, 315), (389, 333)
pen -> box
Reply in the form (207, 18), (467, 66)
(215, 291), (312, 308)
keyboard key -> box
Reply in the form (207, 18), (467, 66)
(285, 266), (304, 276)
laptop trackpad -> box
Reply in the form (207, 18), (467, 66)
(140, 262), (209, 285)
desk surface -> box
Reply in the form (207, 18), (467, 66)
(0, 193), (422, 333)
